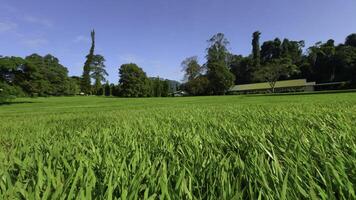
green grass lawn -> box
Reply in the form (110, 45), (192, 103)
(1, 93), (356, 199)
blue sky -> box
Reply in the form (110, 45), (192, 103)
(0, 0), (355, 83)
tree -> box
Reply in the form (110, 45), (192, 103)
(253, 58), (299, 93)
(334, 45), (356, 83)
(181, 56), (208, 95)
(306, 40), (337, 82)
(345, 33), (356, 47)
(261, 38), (282, 64)
(81, 30), (95, 94)
(111, 84), (121, 97)
(0, 56), (25, 83)
(161, 80), (169, 97)
(91, 54), (108, 95)
(181, 56), (202, 81)
(43, 54), (70, 95)
(151, 77), (162, 97)
(252, 31), (261, 69)
(182, 75), (209, 96)
(206, 33), (235, 95)
(66, 77), (81, 95)
(230, 55), (254, 84)
(12, 54), (70, 96)
(0, 82), (24, 103)
(118, 63), (150, 97)
(104, 81), (111, 96)
(280, 39), (304, 65)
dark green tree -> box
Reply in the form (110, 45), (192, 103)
(104, 81), (111, 96)
(306, 40), (336, 82)
(119, 63), (150, 97)
(161, 80), (169, 97)
(230, 55), (254, 84)
(261, 38), (282, 64)
(280, 39), (304, 64)
(81, 30), (95, 94)
(345, 33), (356, 47)
(182, 75), (209, 96)
(252, 31), (261, 69)
(91, 54), (108, 95)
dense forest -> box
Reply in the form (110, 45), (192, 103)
(1, 31), (356, 102)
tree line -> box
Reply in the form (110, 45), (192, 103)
(0, 29), (179, 102)
(181, 32), (356, 95)
(1, 30), (356, 102)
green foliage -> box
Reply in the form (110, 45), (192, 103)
(206, 33), (235, 94)
(111, 84), (121, 97)
(119, 63), (150, 97)
(207, 61), (235, 95)
(230, 55), (254, 84)
(0, 94), (356, 199)
(0, 82), (23, 103)
(252, 31), (261, 68)
(182, 75), (209, 95)
(81, 30), (95, 94)
(104, 82), (111, 96)
(66, 76), (81, 95)
(91, 54), (108, 95)
(181, 57), (208, 95)
(302, 39), (356, 83)
(261, 38), (282, 63)
(181, 56), (202, 81)
(253, 58), (299, 92)
(16, 54), (71, 96)
(0, 56), (25, 83)
(345, 33), (356, 47)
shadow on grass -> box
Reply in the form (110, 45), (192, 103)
(0, 101), (36, 106)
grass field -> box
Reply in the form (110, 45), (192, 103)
(1, 93), (356, 199)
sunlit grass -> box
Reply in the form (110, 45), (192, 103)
(1, 93), (356, 199)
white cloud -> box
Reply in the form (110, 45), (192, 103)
(74, 35), (90, 43)
(23, 15), (53, 27)
(0, 21), (17, 33)
(22, 38), (48, 48)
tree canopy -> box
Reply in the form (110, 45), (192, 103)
(119, 63), (150, 97)
(206, 33), (235, 95)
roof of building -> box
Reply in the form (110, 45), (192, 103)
(229, 79), (316, 92)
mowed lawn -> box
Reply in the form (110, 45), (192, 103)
(1, 93), (356, 199)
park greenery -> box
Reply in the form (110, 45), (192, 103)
(1, 31), (356, 102)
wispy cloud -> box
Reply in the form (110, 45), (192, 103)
(74, 35), (90, 43)
(23, 15), (53, 27)
(22, 38), (49, 48)
(119, 54), (144, 64)
(0, 21), (17, 33)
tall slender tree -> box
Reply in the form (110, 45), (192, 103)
(252, 31), (261, 69)
(81, 30), (95, 94)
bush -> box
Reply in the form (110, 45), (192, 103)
(0, 82), (26, 103)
